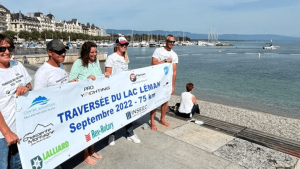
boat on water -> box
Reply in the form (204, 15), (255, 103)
(263, 40), (279, 50)
(149, 41), (156, 47)
(263, 44), (279, 50)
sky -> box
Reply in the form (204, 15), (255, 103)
(3, 0), (300, 37)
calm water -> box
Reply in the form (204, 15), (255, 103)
(67, 41), (300, 119)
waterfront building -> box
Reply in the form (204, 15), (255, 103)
(1, 3), (102, 38)
(0, 3), (10, 33)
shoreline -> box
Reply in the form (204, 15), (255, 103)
(169, 95), (300, 142)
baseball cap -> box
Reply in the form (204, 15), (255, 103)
(116, 37), (129, 44)
(46, 39), (69, 51)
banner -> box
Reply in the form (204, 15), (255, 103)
(16, 63), (173, 169)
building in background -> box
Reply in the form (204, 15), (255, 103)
(0, 3), (11, 33)
(1, 3), (102, 37)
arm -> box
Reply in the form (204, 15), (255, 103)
(192, 95), (198, 105)
(151, 57), (172, 65)
(104, 67), (112, 77)
(16, 82), (32, 96)
(171, 63), (177, 95)
(0, 112), (20, 146)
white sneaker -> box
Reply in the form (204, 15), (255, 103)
(127, 135), (141, 143)
(108, 135), (115, 146)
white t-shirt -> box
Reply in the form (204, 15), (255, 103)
(152, 47), (179, 64)
(34, 62), (68, 90)
(0, 61), (32, 138)
(178, 92), (194, 114)
(105, 53), (128, 74)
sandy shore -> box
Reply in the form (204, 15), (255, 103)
(169, 95), (300, 142)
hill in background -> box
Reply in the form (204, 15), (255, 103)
(107, 29), (300, 42)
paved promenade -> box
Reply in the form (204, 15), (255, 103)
(24, 66), (299, 169)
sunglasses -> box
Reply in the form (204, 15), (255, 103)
(0, 46), (14, 53)
(119, 43), (128, 47)
(52, 49), (66, 55)
(168, 40), (175, 44)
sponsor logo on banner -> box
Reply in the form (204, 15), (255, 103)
(81, 85), (110, 97)
(21, 123), (55, 146)
(130, 73), (147, 84)
(30, 156), (43, 169)
(91, 123), (114, 139)
(126, 105), (147, 120)
(23, 96), (55, 119)
(164, 66), (169, 75)
(130, 73), (136, 82)
(30, 96), (50, 108)
(42, 141), (69, 162)
(85, 133), (91, 142)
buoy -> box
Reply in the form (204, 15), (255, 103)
(219, 50), (221, 53)
(258, 53), (260, 57)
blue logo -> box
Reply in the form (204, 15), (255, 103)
(30, 96), (50, 108)
(164, 66), (169, 75)
(126, 112), (131, 120)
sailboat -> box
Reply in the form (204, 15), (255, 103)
(206, 29), (219, 46)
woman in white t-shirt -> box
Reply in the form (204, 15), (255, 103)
(0, 34), (32, 169)
(104, 37), (141, 145)
(178, 83), (200, 118)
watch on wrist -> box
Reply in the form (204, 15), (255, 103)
(164, 59), (167, 63)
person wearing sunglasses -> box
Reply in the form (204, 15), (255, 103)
(34, 39), (78, 90)
(104, 37), (141, 145)
(150, 34), (178, 131)
(0, 34), (32, 169)
(68, 41), (103, 165)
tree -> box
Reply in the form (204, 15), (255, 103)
(31, 29), (40, 41)
(2, 31), (17, 39)
(40, 30), (52, 40)
(18, 30), (31, 41)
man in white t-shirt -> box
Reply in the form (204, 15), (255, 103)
(34, 40), (78, 90)
(150, 35), (178, 131)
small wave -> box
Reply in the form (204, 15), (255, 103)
(290, 54), (300, 55)
(178, 54), (189, 56)
(226, 53), (237, 54)
(192, 54), (202, 55)
(245, 53), (258, 55)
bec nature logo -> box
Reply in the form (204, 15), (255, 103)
(30, 96), (50, 108)
(30, 156), (43, 169)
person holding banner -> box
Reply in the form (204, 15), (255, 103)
(0, 34), (32, 169)
(33, 39), (77, 169)
(150, 34), (178, 131)
(34, 39), (78, 90)
(69, 41), (103, 165)
(104, 37), (141, 145)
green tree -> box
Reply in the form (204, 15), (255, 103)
(2, 31), (17, 39)
(40, 30), (52, 40)
(31, 29), (40, 41)
(18, 30), (31, 41)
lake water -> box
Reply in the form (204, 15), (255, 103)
(60, 41), (300, 119)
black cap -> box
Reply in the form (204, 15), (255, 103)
(46, 39), (69, 51)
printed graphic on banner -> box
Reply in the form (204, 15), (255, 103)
(23, 96), (55, 119)
(130, 72), (147, 84)
(16, 63), (173, 169)
(21, 123), (55, 146)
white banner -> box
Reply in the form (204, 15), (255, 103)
(16, 63), (173, 169)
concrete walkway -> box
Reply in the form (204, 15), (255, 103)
(61, 112), (246, 169)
